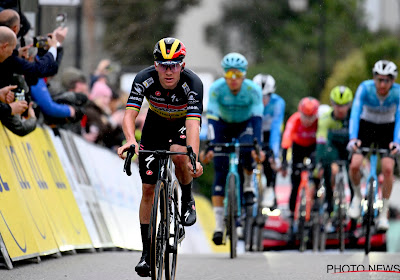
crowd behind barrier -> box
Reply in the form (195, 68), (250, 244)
(0, 123), (214, 269)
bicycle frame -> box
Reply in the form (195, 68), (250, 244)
(223, 141), (242, 218)
(360, 149), (380, 219)
(294, 166), (313, 222)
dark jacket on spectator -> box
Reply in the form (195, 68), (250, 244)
(0, 49), (58, 88)
(1, 114), (36, 136)
(0, 102), (11, 118)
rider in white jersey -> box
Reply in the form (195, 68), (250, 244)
(347, 60), (400, 232)
(253, 74), (286, 209)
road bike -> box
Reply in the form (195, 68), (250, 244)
(356, 147), (390, 255)
(207, 139), (259, 258)
(124, 144), (197, 280)
(315, 160), (349, 252)
(245, 145), (274, 252)
(293, 158), (315, 252)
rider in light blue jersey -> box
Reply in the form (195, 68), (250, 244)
(347, 60), (400, 232)
(200, 52), (264, 245)
(253, 74), (285, 209)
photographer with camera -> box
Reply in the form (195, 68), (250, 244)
(0, 25), (36, 135)
(0, 9), (60, 88)
(0, 84), (28, 118)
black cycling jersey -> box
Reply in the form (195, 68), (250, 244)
(126, 65), (203, 184)
(126, 66), (203, 122)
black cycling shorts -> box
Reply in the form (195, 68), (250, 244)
(138, 110), (187, 184)
(358, 119), (394, 150)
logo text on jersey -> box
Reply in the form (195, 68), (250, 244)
(143, 77), (154, 88)
(182, 82), (190, 94)
(145, 154), (155, 169)
(133, 83), (145, 94)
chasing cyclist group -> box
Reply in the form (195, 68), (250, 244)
(202, 56), (400, 247)
(117, 37), (400, 277)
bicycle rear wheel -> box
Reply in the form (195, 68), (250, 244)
(244, 205), (254, 252)
(165, 180), (179, 280)
(227, 174), (238, 259)
(337, 179), (345, 252)
(298, 188), (307, 252)
(312, 207), (320, 252)
(150, 181), (167, 280)
(245, 173), (259, 252)
(254, 172), (265, 252)
(364, 178), (375, 255)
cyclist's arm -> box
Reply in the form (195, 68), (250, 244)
(393, 95), (400, 144)
(349, 84), (365, 140)
(281, 112), (297, 150)
(185, 70), (203, 160)
(205, 84), (220, 121)
(122, 109), (139, 143)
(315, 109), (332, 163)
(270, 97), (285, 159)
(249, 84), (264, 145)
(186, 119), (201, 159)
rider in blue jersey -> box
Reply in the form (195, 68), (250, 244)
(347, 60), (400, 232)
(200, 52), (264, 245)
(253, 74), (285, 209)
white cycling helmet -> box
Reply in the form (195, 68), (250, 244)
(372, 60), (398, 79)
(253, 73), (276, 95)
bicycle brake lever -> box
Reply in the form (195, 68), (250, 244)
(123, 144), (136, 176)
(187, 146), (197, 175)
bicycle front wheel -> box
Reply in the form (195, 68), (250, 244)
(364, 178), (375, 255)
(227, 174), (238, 259)
(337, 179), (345, 252)
(165, 180), (179, 280)
(150, 181), (167, 280)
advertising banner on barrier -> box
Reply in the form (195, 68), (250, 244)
(71, 134), (142, 250)
(0, 124), (41, 260)
(4, 127), (92, 251)
(46, 127), (101, 248)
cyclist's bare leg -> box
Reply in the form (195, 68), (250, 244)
(139, 183), (156, 224)
(377, 157), (394, 230)
(349, 153), (363, 196)
(348, 154), (363, 219)
(170, 144), (197, 226)
(381, 157), (395, 200)
(330, 162), (339, 187)
(171, 144), (192, 185)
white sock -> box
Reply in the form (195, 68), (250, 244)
(352, 184), (362, 199)
(381, 198), (389, 217)
(243, 172), (253, 192)
(214, 207), (224, 232)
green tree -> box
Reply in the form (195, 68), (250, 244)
(206, 0), (375, 114)
(101, 0), (200, 66)
(320, 36), (400, 104)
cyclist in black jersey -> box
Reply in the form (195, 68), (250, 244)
(117, 37), (204, 277)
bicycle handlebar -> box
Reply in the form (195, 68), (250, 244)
(357, 147), (391, 155)
(205, 138), (260, 151)
(123, 144), (197, 176)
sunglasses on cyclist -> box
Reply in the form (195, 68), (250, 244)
(224, 70), (245, 79)
(375, 77), (393, 84)
(155, 61), (184, 73)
